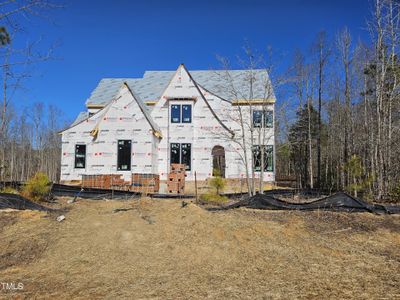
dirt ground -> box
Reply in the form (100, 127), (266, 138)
(0, 197), (399, 299)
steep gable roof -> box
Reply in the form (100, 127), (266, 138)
(86, 69), (275, 107)
(61, 83), (162, 138)
(86, 78), (168, 107)
(144, 69), (275, 101)
(180, 65), (235, 137)
(122, 82), (162, 138)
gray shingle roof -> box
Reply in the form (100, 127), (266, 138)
(70, 111), (89, 126)
(85, 69), (275, 107)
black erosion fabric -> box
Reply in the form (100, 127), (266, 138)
(52, 184), (197, 199)
(0, 193), (53, 211)
(223, 191), (400, 214)
(51, 183), (140, 200)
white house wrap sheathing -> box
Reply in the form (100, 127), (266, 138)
(60, 65), (275, 183)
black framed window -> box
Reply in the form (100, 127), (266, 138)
(253, 110), (263, 128)
(253, 145), (274, 172)
(170, 143), (180, 164)
(253, 110), (273, 128)
(170, 143), (192, 171)
(171, 104), (192, 123)
(75, 144), (86, 169)
(182, 105), (192, 123)
(264, 111), (273, 128)
(253, 145), (261, 171)
(181, 143), (191, 170)
(171, 105), (181, 123)
(265, 145), (273, 171)
(117, 140), (131, 171)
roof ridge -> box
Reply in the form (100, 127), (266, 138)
(86, 68), (274, 107)
(99, 77), (141, 80)
(144, 69), (268, 72)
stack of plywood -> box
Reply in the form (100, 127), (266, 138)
(168, 164), (186, 194)
(82, 174), (129, 190)
(131, 173), (160, 194)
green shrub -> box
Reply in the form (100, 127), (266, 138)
(209, 168), (225, 194)
(201, 170), (228, 205)
(200, 192), (228, 205)
(344, 155), (373, 198)
(210, 177), (225, 194)
(23, 172), (51, 202)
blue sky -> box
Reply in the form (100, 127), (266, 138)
(13, 0), (371, 122)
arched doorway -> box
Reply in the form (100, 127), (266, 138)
(212, 146), (225, 178)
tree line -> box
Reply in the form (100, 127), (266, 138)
(0, 102), (65, 183)
(0, 0), (63, 184)
(276, 0), (400, 200)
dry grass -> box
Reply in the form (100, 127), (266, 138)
(0, 198), (399, 299)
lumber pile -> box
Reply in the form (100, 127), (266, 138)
(131, 173), (160, 193)
(168, 164), (186, 194)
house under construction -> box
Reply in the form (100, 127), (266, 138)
(60, 64), (276, 192)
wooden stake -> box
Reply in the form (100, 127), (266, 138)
(195, 171), (198, 204)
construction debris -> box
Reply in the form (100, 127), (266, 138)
(56, 215), (66, 222)
(113, 208), (134, 213)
